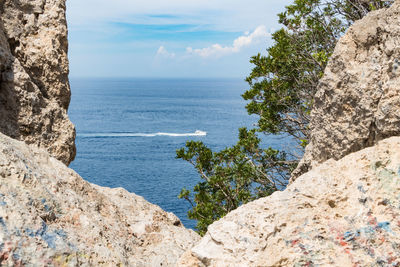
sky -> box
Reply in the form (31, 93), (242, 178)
(66, 0), (292, 78)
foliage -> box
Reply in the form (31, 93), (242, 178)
(177, 128), (296, 235)
(178, 0), (393, 235)
(327, 0), (394, 24)
(244, 0), (393, 142)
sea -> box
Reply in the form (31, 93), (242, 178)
(68, 78), (288, 229)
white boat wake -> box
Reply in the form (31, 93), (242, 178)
(78, 130), (207, 138)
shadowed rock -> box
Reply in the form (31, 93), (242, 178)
(0, 0), (75, 165)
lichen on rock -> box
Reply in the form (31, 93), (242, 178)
(0, 1), (202, 265)
(0, 133), (200, 266)
(178, 136), (400, 266)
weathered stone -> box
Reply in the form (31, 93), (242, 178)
(0, 133), (200, 266)
(178, 136), (400, 266)
(0, 0), (75, 165)
(293, 1), (400, 179)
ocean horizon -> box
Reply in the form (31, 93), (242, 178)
(68, 77), (288, 229)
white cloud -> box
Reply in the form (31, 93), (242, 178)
(66, 0), (292, 77)
(156, 46), (176, 58)
(66, 0), (291, 32)
(186, 25), (270, 58)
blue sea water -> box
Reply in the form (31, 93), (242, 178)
(68, 78), (287, 229)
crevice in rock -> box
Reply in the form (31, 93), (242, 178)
(6, 37), (49, 100)
(4, 15), (50, 101)
(364, 121), (377, 147)
(7, 37), (19, 56)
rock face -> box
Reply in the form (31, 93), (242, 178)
(0, 0), (75, 165)
(0, 1), (201, 265)
(178, 5), (400, 265)
(178, 136), (400, 266)
(0, 133), (199, 266)
(293, 1), (400, 178)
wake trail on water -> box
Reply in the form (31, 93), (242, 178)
(78, 130), (207, 138)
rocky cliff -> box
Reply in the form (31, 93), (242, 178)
(293, 1), (400, 178)
(0, 133), (199, 266)
(0, 0), (75, 165)
(2, 0), (400, 265)
(0, 0), (201, 265)
(178, 136), (400, 266)
(178, 2), (400, 266)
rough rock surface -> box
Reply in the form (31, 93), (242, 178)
(0, 0), (75, 165)
(178, 136), (400, 266)
(293, 1), (400, 178)
(0, 133), (199, 266)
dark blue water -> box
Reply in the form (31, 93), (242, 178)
(68, 78), (286, 229)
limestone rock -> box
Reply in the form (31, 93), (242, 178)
(0, 133), (199, 266)
(178, 136), (400, 266)
(293, 1), (400, 178)
(0, 0), (75, 165)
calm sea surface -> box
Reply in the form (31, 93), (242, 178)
(68, 78), (286, 229)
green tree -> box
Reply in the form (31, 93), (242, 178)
(177, 128), (296, 235)
(178, 0), (393, 235)
(244, 0), (393, 143)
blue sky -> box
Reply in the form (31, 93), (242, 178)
(66, 0), (291, 78)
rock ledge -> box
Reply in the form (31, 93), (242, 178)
(178, 136), (400, 266)
(0, 133), (199, 266)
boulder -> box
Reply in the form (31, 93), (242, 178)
(177, 2), (400, 266)
(178, 136), (400, 266)
(293, 1), (400, 179)
(0, 0), (75, 165)
(0, 133), (199, 266)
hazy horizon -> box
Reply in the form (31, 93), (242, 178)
(69, 76), (245, 79)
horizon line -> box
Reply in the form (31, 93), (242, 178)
(69, 76), (245, 80)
